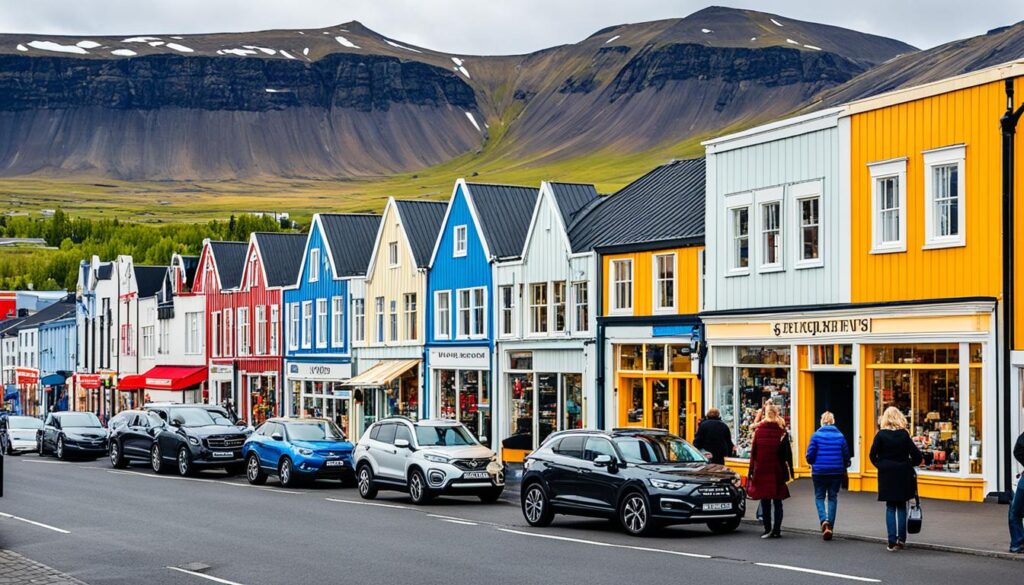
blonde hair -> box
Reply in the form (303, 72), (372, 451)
(820, 411), (835, 426)
(879, 406), (908, 431)
(762, 403), (785, 428)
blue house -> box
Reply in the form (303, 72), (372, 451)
(282, 213), (380, 437)
(425, 179), (537, 447)
(39, 312), (77, 412)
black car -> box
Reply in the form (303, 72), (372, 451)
(519, 428), (745, 536)
(144, 404), (249, 476)
(107, 409), (168, 468)
(37, 412), (109, 460)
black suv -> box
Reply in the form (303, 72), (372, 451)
(141, 404), (249, 476)
(107, 409), (167, 468)
(520, 428), (745, 536)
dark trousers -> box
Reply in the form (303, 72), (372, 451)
(761, 498), (783, 534)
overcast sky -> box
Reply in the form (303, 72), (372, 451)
(2, 1), (1022, 54)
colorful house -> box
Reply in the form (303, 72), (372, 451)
(37, 303), (77, 413)
(283, 213), (380, 438)
(426, 180), (538, 449)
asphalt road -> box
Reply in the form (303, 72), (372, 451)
(0, 454), (1019, 585)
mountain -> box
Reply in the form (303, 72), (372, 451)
(0, 6), (916, 181)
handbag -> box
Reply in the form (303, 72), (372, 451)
(841, 469), (850, 490)
(907, 471), (923, 534)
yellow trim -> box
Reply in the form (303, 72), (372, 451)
(502, 448), (528, 463)
(602, 246), (702, 317)
(615, 372), (701, 442)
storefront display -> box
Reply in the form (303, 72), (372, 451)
(247, 375), (277, 426)
(711, 345), (791, 458)
(614, 343), (699, 440)
(503, 350), (585, 453)
(435, 368), (491, 447)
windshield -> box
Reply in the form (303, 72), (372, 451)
(614, 435), (705, 464)
(285, 421), (345, 441)
(414, 424), (477, 447)
(9, 417), (43, 429)
(58, 413), (102, 428)
(170, 408), (224, 427)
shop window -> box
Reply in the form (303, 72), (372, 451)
(923, 145), (965, 248)
(646, 344), (665, 371)
(508, 373), (534, 447)
(537, 374), (557, 446)
(869, 158), (907, 253)
(737, 346), (790, 366)
(970, 343), (982, 363)
(529, 283), (549, 334)
(652, 380), (670, 430)
(618, 345), (643, 371)
(624, 378), (644, 423)
(712, 346), (791, 458)
(969, 368), (982, 474)
(668, 345), (692, 373)
(552, 282), (567, 332)
(562, 373), (583, 430)
(510, 351), (533, 371)
(810, 344), (853, 367)
(434, 291), (451, 340)
(872, 344), (958, 365)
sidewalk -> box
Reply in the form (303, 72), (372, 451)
(0, 549), (89, 585)
(502, 465), (1021, 560)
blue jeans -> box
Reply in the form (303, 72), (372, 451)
(1010, 479), (1024, 552)
(813, 475), (842, 527)
(761, 499), (783, 534)
(885, 501), (907, 546)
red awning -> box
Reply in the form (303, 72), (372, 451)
(118, 366), (207, 391)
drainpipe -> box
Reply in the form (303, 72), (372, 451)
(1000, 78), (1024, 500)
(595, 253), (605, 429)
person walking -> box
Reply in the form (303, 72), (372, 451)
(1010, 429), (1024, 554)
(869, 406), (923, 552)
(694, 407), (734, 465)
(806, 411), (851, 541)
(748, 403), (793, 538)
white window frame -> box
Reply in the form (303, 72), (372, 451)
(791, 180), (824, 269)
(352, 298), (365, 343)
(572, 281), (589, 334)
(389, 299), (398, 342)
(186, 312), (202, 355)
(652, 253), (677, 313)
(869, 158), (908, 254)
(551, 281), (567, 333)
(434, 291), (451, 340)
(255, 305), (267, 355)
(237, 307), (250, 356)
(457, 288), (472, 339)
(222, 309), (232, 356)
(404, 293), (417, 341)
(270, 305), (279, 354)
(609, 259), (633, 315)
(211, 311), (222, 357)
(308, 248), (320, 282)
(756, 187), (784, 273)
(725, 192), (753, 276)
(499, 285), (516, 338)
(374, 297), (385, 343)
(142, 325), (155, 358)
(331, 296), (344, 348)
(301, 301), (312, 349)
(388, 242), (399, 268)
(923, 145), (966, 249)
(453, 225), (468, 258)
(529, 283), (549, 335)
(316, 298), (328, 348)
(455, 286), (486, 339)
(288, 303), (299, 351)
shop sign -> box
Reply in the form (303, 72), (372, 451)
(145, 378), (173, 388)
(428, 347), (489, 369)
(77, 373), (102, 389)
(288, 362), (352, 381)
(15, 367), (39, 385)
(332, 389), (352, 400)
(209, 365), (233, 375)
(771, 318), (871, 338)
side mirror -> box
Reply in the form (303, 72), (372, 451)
(169, 418), (183, 427)
(704, 452), (713, 462)
(271, 432), (283, 441)
(394, 438), (410, 449)
(593, 454), (614, 467)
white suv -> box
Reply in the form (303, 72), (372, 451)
(354, 417), (504, 504)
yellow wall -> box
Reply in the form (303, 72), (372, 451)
(601, 246), (702, 317)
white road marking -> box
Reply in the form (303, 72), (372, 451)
(497, 528), (711, 559)
(439, 518), (478, 526)
(325, 497), (407, 510)
(427, 513), (476, 522)
(0, 512), (71, 534)
(260, 487), (302, 494)
(166, 566), (247, 584)
(755, 563), (880, 583)
(17, 459), (65, 464)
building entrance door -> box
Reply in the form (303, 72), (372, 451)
(813, 371), (856, 457)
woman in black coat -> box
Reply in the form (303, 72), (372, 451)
(869, 407), (924, 551)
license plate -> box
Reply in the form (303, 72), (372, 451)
(464, 471), (490, 479)
(212, 451), (233, 458)
(702, 502), (732, 511)
(324, 460), (345, 467)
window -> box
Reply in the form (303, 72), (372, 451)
(237, 307), (250, 356)
(457, 289), (471, 338)
(453, 225), (467, 257)
(572, 282), (588, 333)
(288, 303), (299, 350)
(270, 305), (279, 354)
(301, 301), (312, 349)
(120, 324), (135, 355)
(255, 305), (267, 355)
(223, 309), (232, 355)
(211, 311), (221, 357)
(316, 299), (328, 348)
(552, 282), (566, 332)
(472, 288), (485, 337)
(730, 206), (750, 272)
(499, 285), (515, 337)
(352, 299), (365, 343)
(389, 300), (398, 342)
(186, 312), (202, 355)
(141, 325), (155, 358)
(610, 259), (633, 313)
(760, 201), (782, 269)
(404, 293), (417, 340)
(388, 242), (399, 267)
(869, 158), (907, 253)
(653, 253), (675, 311)
(247, 255), (259, 289)
(374, 297), (384, 343)
(798, 195), (821, 265)
(923, 145), (966, 248)
(331, 296), (344, 347)
(457, 287), (486, 338)
(529, 283), (548, 334)
(435, 291), (451, 339)
(308, 248), (320, 282)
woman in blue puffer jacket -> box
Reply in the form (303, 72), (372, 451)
(805, 411), (851, 541)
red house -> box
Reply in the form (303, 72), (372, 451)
(194, 240), (248, 414)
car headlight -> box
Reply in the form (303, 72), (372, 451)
(424, 454), (450, 464)
(297, 448), (313, 456)
(649, 478), (686, 490)
(188, 437), (200, 446)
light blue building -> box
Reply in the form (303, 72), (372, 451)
(39, 313), (77, 412)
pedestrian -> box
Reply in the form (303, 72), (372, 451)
(693, 407), (734, 465)
(869, 406), (923, 552)
(1009, 428), (1024, 554)
(806, 411), (851, 541)
(748, 403), (793, 538)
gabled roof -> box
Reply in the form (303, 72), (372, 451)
(252, 232), (307, 288)
(178, 255), (199, 291)
(464, 183), (538, 260)
(393, 200), (447, 268)
(3, 294), (75, 335)
(0, 316), (26, 336)
(549, 182), (600, 229)
(207, 241), (248, 290)
(318, 214), (382, 278)
(134, 265), (168, 298)
(568, 158), (706, 251)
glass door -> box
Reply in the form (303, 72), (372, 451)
(650, 379), (670, 431)
(437, 369), (457, 420)
(458, 370), (481, 439)
(536, 373), (558, 448)
(676, 378), (700, 442)
(622, 378), (645, 426)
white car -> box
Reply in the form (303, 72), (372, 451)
(1, 415), (44, 455)
(354, 417), (504, 504)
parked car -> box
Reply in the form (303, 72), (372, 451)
(145, 404), (250, 476)
(107, 409), (168, 468)
(519, 428), (745, 536)
(1, 415), (43, 455)
(354, 417), (504, 504)
(37, 412), (109, 460)
(243, 418), (355, 488)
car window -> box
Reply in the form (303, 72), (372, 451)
(553, 435), (585, 459)
(369, 424), (381, 441)
(583, 437), (617, 462)
(148, 413), (165, 428)
(267, 423), (283, 438)
(414, 424), (476, 446)
(376, 423), (397, 445)
(286, 421), (345, 441)
(394, 424), (412, 444)
(8, 417), (43, 430)
(614, 437), (659, 464)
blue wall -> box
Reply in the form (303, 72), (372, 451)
(39, 316), (76, 376)
(283, 219), (350, 361)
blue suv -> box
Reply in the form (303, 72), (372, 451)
(242, 418), (355, 488)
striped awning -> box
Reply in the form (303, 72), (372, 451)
(343, 359), (419, 387)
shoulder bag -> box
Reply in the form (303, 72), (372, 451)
(907, 471), (923, 534)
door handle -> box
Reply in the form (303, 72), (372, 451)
(579, 468), (592, 475)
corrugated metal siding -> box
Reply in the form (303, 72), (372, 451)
(362, 203), (427, 347)
(254, 233), (306, 288)
(466, 183), (538, 259)
(320, 214), (381, 277)
(705, 124), (847, 311)
(284, 223), (350, 357)
(208, 241), (247, 290)
(394, 200), (447, 268)
(602, 246), (702, 316)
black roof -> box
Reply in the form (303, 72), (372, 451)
(547, 182), (600, 252)
(179, 255), (199, 291)
(464, 183), (538, 260)
(0, 316), (26, 336)
(2, 294), (75, 336)
(253, 232), (307, 288)
(319, 214), (382, 278)
(568, 158), (706, 251)
(134, 265), (168, 298)
(393, 200), (447, 268)
(208, 241), (248, 290)
(96, 263), (112, 280)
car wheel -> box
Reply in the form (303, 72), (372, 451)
(619, 491), (654, 536)
(176, 447), (194, 476)
(707, 517), (742, 534)
(151, 444), (168, 474)
(246, 454), (267, 485)
(38, 437), (45, 456)
(109, 440), (127, 469)
(357, 463), (378, 499)
(478, 486), (504, 503)
(279, 457), (299, 488)
(55, 436), (66, 460)
(522, 482), (554, 527)
(408, 469), (433, 505)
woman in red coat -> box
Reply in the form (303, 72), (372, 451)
(748, 403), (794, 538)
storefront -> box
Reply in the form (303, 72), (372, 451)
(71, 373), (102, 413)
(285, 360), (353, 437)
(40, 373), (70, 413)
(703, 300), (998, 502)
(344, 359), (420, 440)
(612, 341), (701, 441)
(427, 347), (491, 448)
(118, 366), (207, 406)
(207, 364), (235, 411)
